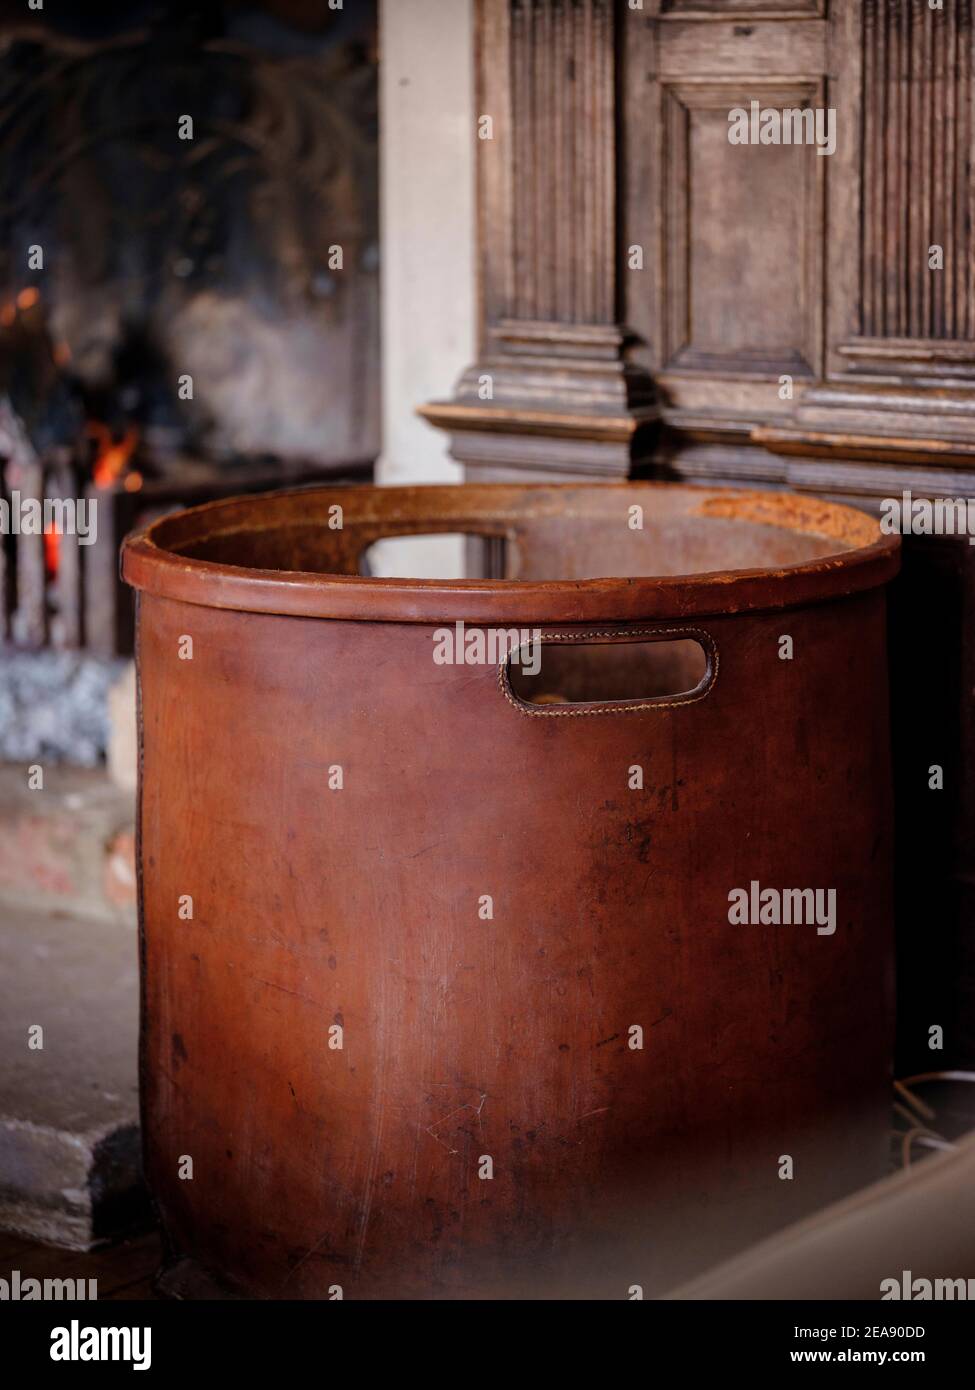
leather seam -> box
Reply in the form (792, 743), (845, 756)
(497, 625), (719, 717)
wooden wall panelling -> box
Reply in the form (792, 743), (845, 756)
(420, 0), (659, 480)
(661, 1), (825, 13)
(771, 0), (975, 438)
(617, 6), (975, 1080)
(658, 79), (823, 379)
(422, 1), (975, 1067)
(743, 1), (975, 1073)
(620, 1), (831, 477)
(850, 0), (975, 359)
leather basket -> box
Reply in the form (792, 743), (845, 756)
(123, 481), (900, 1299)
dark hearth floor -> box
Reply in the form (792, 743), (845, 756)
(0, 1226), (162, 1300)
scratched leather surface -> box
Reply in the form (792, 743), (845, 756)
(127, 484), (898, 1299)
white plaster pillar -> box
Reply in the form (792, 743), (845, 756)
(377, 0), (474, 517)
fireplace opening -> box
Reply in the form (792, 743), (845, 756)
(0, 0), (379, 760)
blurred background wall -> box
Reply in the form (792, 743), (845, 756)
(374, 0), (474, 579)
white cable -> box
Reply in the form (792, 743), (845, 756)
(900, 1126), (955, 1169)
(894, 1074), (973, 1167)
(899, 1071), (975, 1086)
(913, 1135), (955, 1153)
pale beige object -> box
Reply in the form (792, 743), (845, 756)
(667, 1130), (975, 1300)
(107, 661), (137, 793)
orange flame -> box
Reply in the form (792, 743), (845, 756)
(88, 423), (139, 488)
(43, 523), (60, 579)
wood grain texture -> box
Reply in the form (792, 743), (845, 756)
(860, 0), (974, 343)
(423, 0), (658, 479)
(659, 79), (823, 377)
(421, 2), (975, 1078)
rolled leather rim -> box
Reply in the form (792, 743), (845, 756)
(121, 481), (901, 624)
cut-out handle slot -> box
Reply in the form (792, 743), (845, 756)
(359, 533), (507, 579)
(503, 630), (716, 714)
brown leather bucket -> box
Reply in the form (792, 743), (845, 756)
(122, 482), (900, 1300)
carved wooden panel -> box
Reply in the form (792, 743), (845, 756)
(421, 0), (657, 480)
(476, 0), (619, 340)
(620, 6), (830, 440)
(508, 0), (616, 324)
(860, 0), (974, 342)
(832, 0), (975, 378)
(660, 0), (823, 13)
(661, 80), (823, 377)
